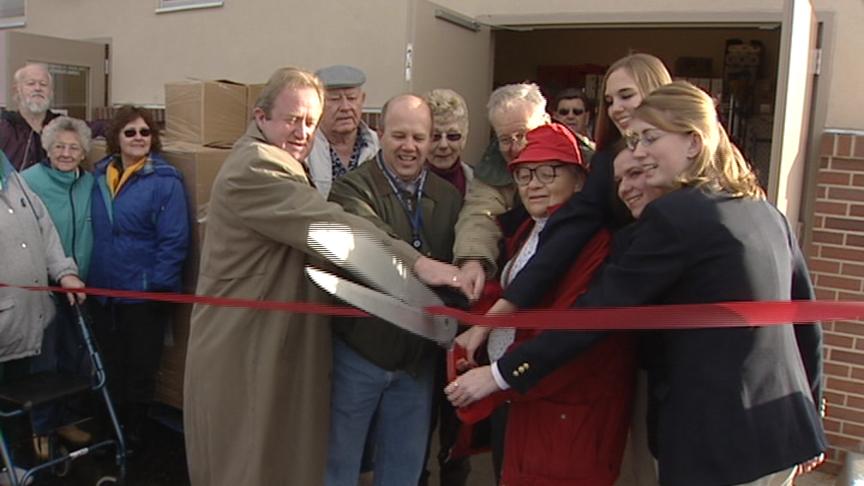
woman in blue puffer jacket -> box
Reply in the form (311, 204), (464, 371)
(89, 105), (189, 451)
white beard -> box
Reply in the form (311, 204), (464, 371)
(22, 97), (50, 114)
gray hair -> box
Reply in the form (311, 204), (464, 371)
(14, 63), (53, 85)
(487, 83), (547, 122)
(423, 88), (469, 133)
(41, 116), (92, 154)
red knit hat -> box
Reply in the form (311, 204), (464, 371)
(508, 123), (586, 170)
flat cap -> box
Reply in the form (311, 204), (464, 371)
(315, 65), (367, 89)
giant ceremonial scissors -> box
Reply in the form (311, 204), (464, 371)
(305, 222), (459, 347)
(306, 222), (530, 427)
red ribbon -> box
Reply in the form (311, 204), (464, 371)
(3, 282), (863, 330)
(0, 283), (366, 317)
(428, 301), (864, 330)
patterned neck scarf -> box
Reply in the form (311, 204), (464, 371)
(330, 127), (369, 180)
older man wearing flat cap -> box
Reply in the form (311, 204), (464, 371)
(308, 64), (380, 197)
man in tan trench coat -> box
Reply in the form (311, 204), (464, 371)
(183, 67), (464, 486)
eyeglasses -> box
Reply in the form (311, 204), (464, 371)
(512, 164), (566, 186)
(123, 128), (152, 138)
(497, 131), (527, 149)
(51, 143), (83, 154)
(557, 108), (586, 116)
(432, 132), (463, 143)
(624, 130), (671, 151)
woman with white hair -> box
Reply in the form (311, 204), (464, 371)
(423, 88), (474, 197)
(21, 115), (96, 453)
(23, 116), (95, 281)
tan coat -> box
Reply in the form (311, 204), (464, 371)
(453, 176), (516, 275)
(183, 122), (419, 486)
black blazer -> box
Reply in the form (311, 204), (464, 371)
(497, 187), (826, 486)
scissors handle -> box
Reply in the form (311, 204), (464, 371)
(447, 343), (506, 424)
(446, 343), (468, 383)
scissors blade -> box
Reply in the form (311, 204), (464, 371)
(306, 266), (456, 347)
(307, 222), (443, 307)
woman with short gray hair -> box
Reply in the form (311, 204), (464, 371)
(423, 88), (474, 197)
(40, 116), (93, 156)
(21, 115), (96, 453)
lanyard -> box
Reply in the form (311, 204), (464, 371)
(377, 154), (427, 250)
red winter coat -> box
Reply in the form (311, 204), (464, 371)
(456, 219), (636, 486)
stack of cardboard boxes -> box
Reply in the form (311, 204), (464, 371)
(154, 80), (264, 409)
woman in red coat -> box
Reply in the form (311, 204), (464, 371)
(452, 124), (636, 485)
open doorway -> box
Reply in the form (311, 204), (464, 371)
(492, 25), (783, 189)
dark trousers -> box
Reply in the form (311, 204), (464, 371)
(419, 352), (471, 486)
(490, 404), (508, 484)
(89, 300), (167, 433)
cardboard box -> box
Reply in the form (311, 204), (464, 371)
(83, 138), (108, 171)
(154, 221), (207, 408)
(151, 141), (228, 410)
(162, 141), (228, 293)
(162, 140), (231, 212)
(246, 83), (265, 120)
(155, 303), (192, 410)
(165, 80), (246, 148)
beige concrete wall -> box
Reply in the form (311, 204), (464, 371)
(408, 0), (493, 165)
(13, 0), (863, 129)
(16, 0), (410, 108)
(812, 0), (864, 130)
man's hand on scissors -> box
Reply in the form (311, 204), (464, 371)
(414, 256), (473, 298)
(457, 260), (486, 302)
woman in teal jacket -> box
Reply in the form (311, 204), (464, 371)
(23, 116), (94, 279)
(21, 115), (95, 453)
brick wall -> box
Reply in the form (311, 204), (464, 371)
(806, 131), (864, 474)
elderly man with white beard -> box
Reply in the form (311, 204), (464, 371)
(0, 63), (64, 171)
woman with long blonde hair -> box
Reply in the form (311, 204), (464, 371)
(628, 80), (763, 198)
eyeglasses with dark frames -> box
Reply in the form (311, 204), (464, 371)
(432, 132), (463, 143)
(512, 164), (567, 186)
(556, 108), (586, 116)
(123, 128), (152, 138)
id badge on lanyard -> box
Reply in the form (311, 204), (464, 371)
(378, 156), (427, 250)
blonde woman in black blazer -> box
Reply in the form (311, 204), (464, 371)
(447, 81), (826, 486)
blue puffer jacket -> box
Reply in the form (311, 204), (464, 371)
(90, 153), (190, 303)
